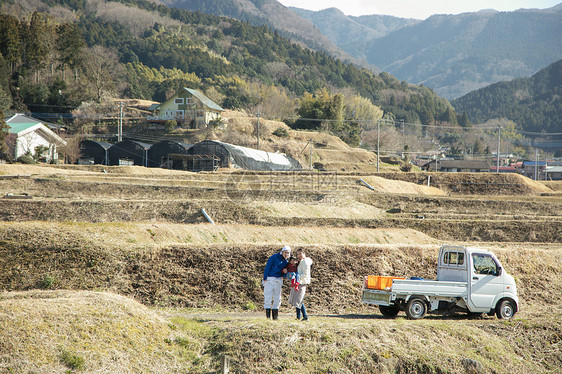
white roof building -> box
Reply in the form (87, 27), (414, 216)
(5, 114), (67, 162)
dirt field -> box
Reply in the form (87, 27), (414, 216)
(0, 164), (561, 373)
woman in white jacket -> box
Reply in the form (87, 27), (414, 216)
(288, 249), (313, 321)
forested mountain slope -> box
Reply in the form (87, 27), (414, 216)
(158, 0), (357, 65)
(451, 59), (562, 133)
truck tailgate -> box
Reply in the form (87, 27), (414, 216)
(362, 289), (392, 306)
(391, 279), (467, 297)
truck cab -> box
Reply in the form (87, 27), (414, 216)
(362, 245), (519, 319)
(439, 246), (518, 316)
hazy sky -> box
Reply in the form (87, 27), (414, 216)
(276, 0), (561, 19)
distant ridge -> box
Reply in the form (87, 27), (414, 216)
(291, 4), (562, 99)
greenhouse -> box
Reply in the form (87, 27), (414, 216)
(187, 140), (301, 171)
(147, 140), (191, 168)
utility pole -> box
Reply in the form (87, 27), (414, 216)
(256, 110), (260, 150)
(545, 157), (548, 181)
(118, 101), (123, 142)
(309, 139), (313, 170)
(496, 126), (501, 173)
(376, 119), (380, 172)
(534, 149), (539, 181)
(400, 119), (405, 151)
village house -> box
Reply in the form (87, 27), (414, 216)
(5, 114), (67, 163)
(422, 159), (490, 172)
(522, 161), (547, 180)
(147, 88), (224, 129)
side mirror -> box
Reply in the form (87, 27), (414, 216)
(495, 267), (502, 276)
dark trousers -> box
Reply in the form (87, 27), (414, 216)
(296, 304), (307, 319)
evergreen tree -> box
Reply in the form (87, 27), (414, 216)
(0, 108), (10, 159)
(25, 12), (54, 74)
(0, 15), (22, 70)
(458, 111), (471, 127)
(56, 22), (85, 79)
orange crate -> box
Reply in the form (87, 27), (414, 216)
(366, 275), (379, 289)
(378, 276), (392, 289)
(366, 276), (405, 290)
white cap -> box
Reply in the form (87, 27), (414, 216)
(281, 245), (291, 253)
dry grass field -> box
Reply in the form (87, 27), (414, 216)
(0, 164), (561, 373)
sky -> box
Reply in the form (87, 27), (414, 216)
(276, 0), (561, 19)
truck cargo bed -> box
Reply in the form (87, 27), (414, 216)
(362, 279), (468, 307)
(391, 279), (468, 297)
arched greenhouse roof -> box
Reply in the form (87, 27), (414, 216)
(187, 140), (301, 171)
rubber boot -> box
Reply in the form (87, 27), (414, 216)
(296, 308), (301, 320)
(266, 309), (271, 319)
(272, 309), (279, 320)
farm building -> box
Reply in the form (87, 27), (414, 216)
(79, 140), (112, 165)
(422, 159), (490, 173)
(5, 113), (67, 162)
(186, 140), (301, 171)
(147, 140), (191, 168)
(546, 166), (562, 180)
(108, 139), (152, 166)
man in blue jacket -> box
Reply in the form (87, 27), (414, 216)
(263, 245), (291, 320)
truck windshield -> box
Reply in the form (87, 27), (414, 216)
(471, 253), (498, 275)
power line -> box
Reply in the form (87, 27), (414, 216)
(11, 109), (562, 138)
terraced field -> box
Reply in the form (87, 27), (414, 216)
(0, 164), (560, 373)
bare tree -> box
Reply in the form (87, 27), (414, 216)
(362, 126), (403, 154)
(17, 132), (38, 157)
(246, 83), (295, 120)
(82, 45), (124, 102)
(60, 135), (83, 164)
(3, 133), (16, 162)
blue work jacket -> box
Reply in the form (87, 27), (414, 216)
(263, 253), (288, 280)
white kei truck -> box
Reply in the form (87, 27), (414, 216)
(362, 245), (519, 320)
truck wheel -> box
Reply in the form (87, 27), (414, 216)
(406, 298), (427, 319)
(379, 305), (400, 318)
(496, 299), (516, 320)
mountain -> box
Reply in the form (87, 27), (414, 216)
(451, 59), (562, 133)
(291, 7), (420, 64)
(157, 0), (362, 66)
(292, 5), (562, 99)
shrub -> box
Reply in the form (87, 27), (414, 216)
(208, 117), (225, 129)
(33, 145), (49, 161)
(40, 274), (58, 289)
(400, 162), (412, 172)
(164, 120), (177, 131)
(60, 349), (85, 371)
(272, 127), (288, 137)
(17, 155), (36, 164)
(243, 301), (256, 311)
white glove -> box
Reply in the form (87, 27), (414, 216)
(262, 280), (267, 287)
